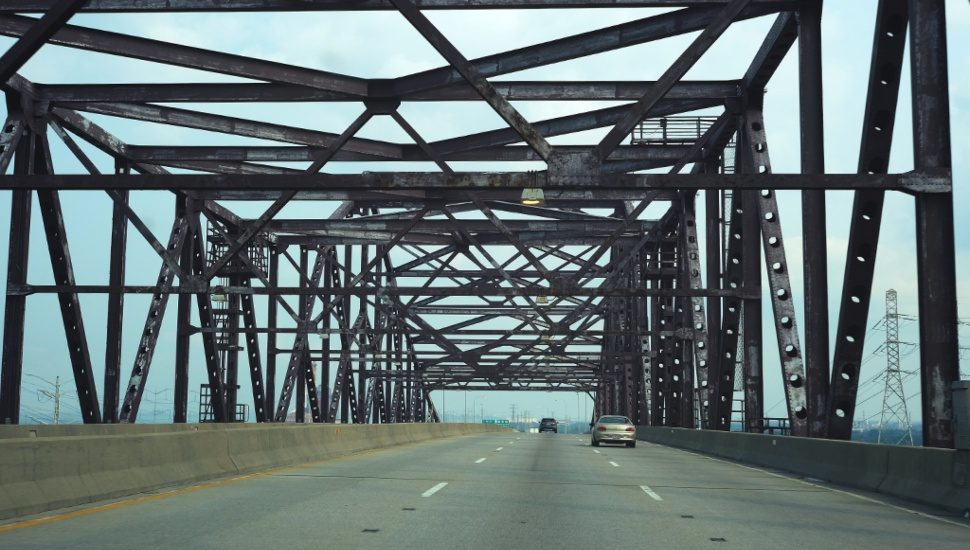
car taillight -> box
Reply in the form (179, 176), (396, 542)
(625, 427), (635, 432)
(597, 426), (607, 432)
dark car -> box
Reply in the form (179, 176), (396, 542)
(539, 418), (558, 433)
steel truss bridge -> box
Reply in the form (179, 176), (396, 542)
(0, 1), (959, 447)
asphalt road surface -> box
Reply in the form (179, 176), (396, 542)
(2, 432), (967, 549)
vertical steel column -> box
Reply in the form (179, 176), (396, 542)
(266, 247), (279, 416)
(173, 196), (192, 423)
(0, 118), (31, 424)
(737, 116), (763, 431)
(225, 271), (242, 421)
(910, 0), (958, 448)
(704, 172), (721, 429)
(799, 0), (830, 438)
(104, 160), (129, 423)
(321, 249), (332, 420)
(357, 243), (369, 417)
(296, 246), (308, 422)
(741, 187), (763, 432)
(194, 229), (227, 423)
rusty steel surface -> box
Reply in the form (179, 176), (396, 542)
(0, 0), (959, 450)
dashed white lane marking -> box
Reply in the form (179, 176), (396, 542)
(593, 449), (601, 454)
(609, 461), (620, 467)
(422, 482), (448, 497)
(640, 485), (663, 501)
(646, 442), (969, 530)
(475, 458), (487, 464)
(495, 447), (504, 451)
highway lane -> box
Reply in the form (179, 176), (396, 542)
(1, 432), (967, 548)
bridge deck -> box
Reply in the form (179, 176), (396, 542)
(1, 433), (966, 548)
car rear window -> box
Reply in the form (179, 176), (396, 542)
(599, 416), (631, 424)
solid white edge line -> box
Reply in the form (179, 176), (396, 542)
(609, 461), (620, 467)
(422, 482), (448, 497)
(644, 442), (969, 530)
(475, 457), (487, 464)
(640, 485), (663, 501)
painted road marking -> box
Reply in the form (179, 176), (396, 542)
(647, 443), (970, 530)
(593, 449), (601, 454)
(609, 461), (620, 467)
(640, 485), (663, 501)
(475, 458), (487, 464)
(422, 482), (448, 497)
(495, 447), (504, 451)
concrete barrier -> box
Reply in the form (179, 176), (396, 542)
(637, 426), (970, 513)
(0, 423), (505, 521)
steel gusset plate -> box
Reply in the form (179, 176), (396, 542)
(742, 108), (808, 436)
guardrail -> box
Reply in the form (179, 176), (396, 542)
(637, 426), (970, 514)
(0, 423), (506, 520)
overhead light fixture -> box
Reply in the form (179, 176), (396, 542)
(520, 187), (545, 206)
(537, 295), (548, 305)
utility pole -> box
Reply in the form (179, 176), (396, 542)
(149, 388), (171, 424)
(877, 290), (915, 445)
(31, 374), (62, 424)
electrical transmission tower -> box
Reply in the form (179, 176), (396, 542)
(877, 290), (915, 445)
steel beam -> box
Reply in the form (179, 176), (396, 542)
(910, 0), (957, 449)
(798, 0), (829, 438)
(827, 0), (908, 440)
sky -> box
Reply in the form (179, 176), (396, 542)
(0, 1), (967, 427)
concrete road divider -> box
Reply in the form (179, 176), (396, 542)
(0, 423), (505, 521)
(637, 427), (970, 514)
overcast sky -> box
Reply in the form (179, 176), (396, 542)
(0, 1), (967, 427)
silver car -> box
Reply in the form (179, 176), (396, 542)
(591, 415), (637, 447)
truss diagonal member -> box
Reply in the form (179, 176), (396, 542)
(827, 0), (908, 441)
(403, 249), (460, 308)
(311, 207), (430, 325)
(33, 135), (102, 424)
(573, 197), (653, 285)
(0, 0), (86, 84)
(204, 214), (301, 324)
(668, 111), (733, 174)
(392, 5), (777, 96)
(48, 107), (167, 174)
(203, 109), (373, 281)
(679, 194), (711, 425)
(472, 195), (554, 281)
(742, 107), (808, 437)
(274, 246), (329, 423)
(390, 110), (453, 174)
(67, 102), (400, 159)
(187, 217), (228, 423)
(741, 12), (798, 97)
(388, 0), (552, 161)
(239, 287), (268, 423)
(0, 117), (23, 174)
(118, 215), (191, 423)
(0, 14), (367, 95)
(593, 0), (753, 160)
(47, 119), (186, 279)
(439, 204), (553, 328)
